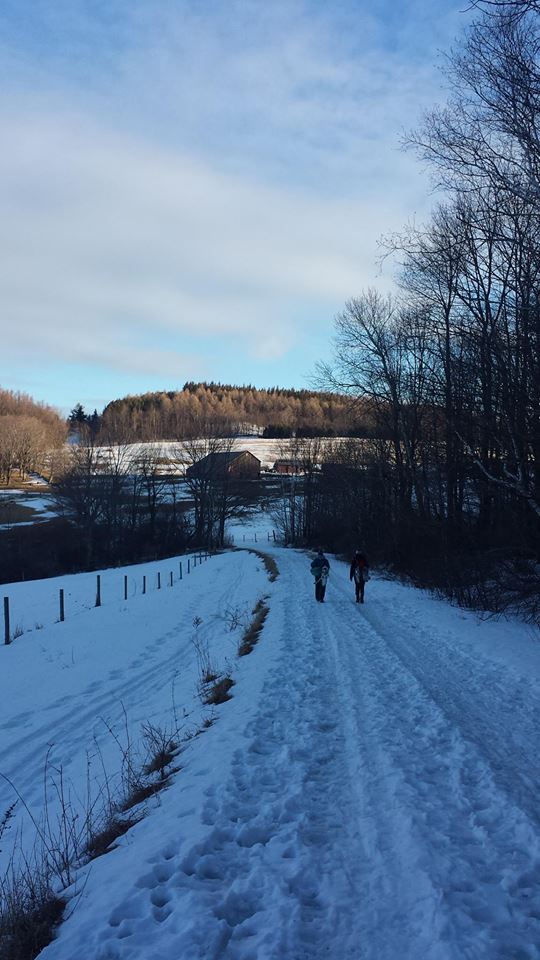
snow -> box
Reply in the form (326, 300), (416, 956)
(94, 437), (362, 473)
(227, 513), (277, 546)
(1, 554), (211, 637)
(0, 488), (58, 529)
(1, 546), (540, 958)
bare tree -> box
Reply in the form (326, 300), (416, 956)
(271, 436), (322, 544)
(52, 429), (106, 565)
(0, 414), (60, 484)
(176, 420), (253, 548)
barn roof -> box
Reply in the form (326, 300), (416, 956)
(194, 450), (260, 466)
(186, 450), (261, 477)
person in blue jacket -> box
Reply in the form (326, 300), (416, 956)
(310, 549), (330, 602)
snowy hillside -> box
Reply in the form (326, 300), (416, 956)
(1, 546), (540, 959)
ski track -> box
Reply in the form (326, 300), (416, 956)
(0, 565), (247, 827)
(68, 551), (540, 960)
(360, 593), (540, 829)
(325, 572), (540, 959)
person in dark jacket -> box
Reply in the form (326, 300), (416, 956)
(311, 549), (330, 602)
(350, 550), (369, 603)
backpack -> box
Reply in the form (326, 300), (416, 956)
(354, 559), (369, 583)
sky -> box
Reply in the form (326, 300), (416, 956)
(0, 0), (469, 415)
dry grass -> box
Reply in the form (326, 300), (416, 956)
(190, 717), (216, 738)
(119, 781), (163, 813)
(204, 676), (234, 705)
(201, 668), (219, 684)
(251, 550), (279, 582)
(0, 711), (182, 960)
(0, 891), (65, 960)
(238, 599), (269, 656)
(84, 815), (142, 861)
(0, 853), (65, 960)
(143, 747), (177, 778)
(141, 722), (181, 780)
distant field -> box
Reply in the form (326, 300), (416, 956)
(97, 436), (364, 472)
(0, 437), (368, 528)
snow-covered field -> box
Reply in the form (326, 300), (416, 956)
(1, 545), (540, 959)
(93, 436), (363, 472)
(0, 435), (311, 529)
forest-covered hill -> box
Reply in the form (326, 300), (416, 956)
(100, 383), (375, 440)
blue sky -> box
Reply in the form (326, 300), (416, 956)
(0, 0), (468, 414)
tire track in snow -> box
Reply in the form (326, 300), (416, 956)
(0, 609), (197, 789)
(359, 593), (540, 828)
(281, 556), (453, 960)
(30, 549), (540, 960)
(325, 564), (540, 959)
(0, 559), (252, 830)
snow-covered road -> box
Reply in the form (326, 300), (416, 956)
(2, 547), (539, 959)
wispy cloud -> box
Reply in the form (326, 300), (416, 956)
(0, 0), (468, 408)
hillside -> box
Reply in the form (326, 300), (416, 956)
(1, 538), (539, 958)
(99, 383), (376, 441)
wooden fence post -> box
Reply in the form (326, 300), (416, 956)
(187, 559), (190, 575)
(179, 561), (183, 580)
(59, 589), (65, 623)
(96, 575), (101, 607)
(124, 575), (128, 601)
(157, 571), (161, 590)
(170, 571), (173, 587)
(143, 575), (146, 595)
(4, 597), (10, 645)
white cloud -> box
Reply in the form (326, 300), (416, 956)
(0, 105), (412, 376)
(0, 0), (466, 397)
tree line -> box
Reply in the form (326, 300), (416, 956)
(97, 383), (375, 440)
(0, 389), (66, 485)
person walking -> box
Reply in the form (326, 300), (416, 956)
(311, 549), (330, 603)
(350, 550), (369, 603)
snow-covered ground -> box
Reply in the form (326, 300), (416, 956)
(0, 488), (58, 529)
(0, 434), (346, 531)
(1, 545), (540, 959)
(92, 436), (363, 473)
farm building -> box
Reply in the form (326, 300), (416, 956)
(273, 459), (303, 475)
(185, 450), (261, 480)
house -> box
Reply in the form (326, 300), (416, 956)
(185, 450), (261, 481)
(273, 459), (303, 475)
